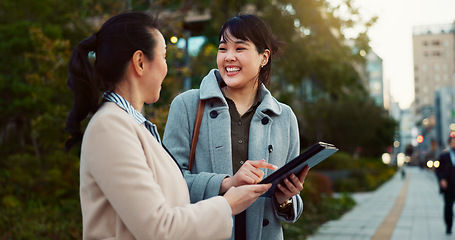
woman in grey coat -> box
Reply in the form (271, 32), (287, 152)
(163, 15), (309, 240)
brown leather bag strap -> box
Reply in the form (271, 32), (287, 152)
(189, 98), (206, 172)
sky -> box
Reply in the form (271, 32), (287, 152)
(343, 0), (455, 109)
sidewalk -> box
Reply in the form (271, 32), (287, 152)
(307, 166), (453, 240)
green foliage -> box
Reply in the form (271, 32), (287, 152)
(0, 1), (99, 238)
(299, 97), (398, 157)
(315, 151), (397, 192)
(1, 151), (81, 239)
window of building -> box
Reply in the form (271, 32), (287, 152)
(423, 41), (428, 46)
(432, 40), (440, 46)
(435, 74), (440, 82)
(424, 86), (430, 93)
(424, 96), (429, 104)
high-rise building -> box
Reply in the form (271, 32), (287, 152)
(434, 87), (455, 153)
(412, 23), (455, 119)
(412, 22), (455, 158)
(366, 51), (384, 108)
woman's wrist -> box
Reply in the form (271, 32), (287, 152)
(220, 176), (232, 194)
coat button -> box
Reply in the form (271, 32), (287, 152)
(261, 117), (269, 125)
(263, 219), (269, 226)
(210, 110), (218, 118)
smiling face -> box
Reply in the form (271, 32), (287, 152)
(143, 29), (167, 104)
(216, 30), (269, 94)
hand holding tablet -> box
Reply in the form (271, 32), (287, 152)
(259, 142), (338, 197)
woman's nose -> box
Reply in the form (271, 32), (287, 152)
(225, 52), (236, 62)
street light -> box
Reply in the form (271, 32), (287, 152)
(382, 153), (391, 165)
(434, 160), (440, 168)
(170, 36), (178, 44)
(397, 153), (405, 167)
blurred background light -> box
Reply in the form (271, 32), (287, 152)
(382, 153), (391, 164)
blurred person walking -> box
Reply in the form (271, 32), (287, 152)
(436, 135), (455, 235)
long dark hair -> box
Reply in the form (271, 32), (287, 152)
(65, 11), (159, 151)
(219, 14), (281, 86)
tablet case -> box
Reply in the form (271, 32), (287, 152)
(259, 142), (338, 197)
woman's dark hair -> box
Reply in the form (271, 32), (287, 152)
(219, 14), (281, 86)
(65, 11), (159, 151)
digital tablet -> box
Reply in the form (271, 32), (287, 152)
(259, 142), (338, 197)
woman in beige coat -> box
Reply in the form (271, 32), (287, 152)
(65, 12), (273, 240)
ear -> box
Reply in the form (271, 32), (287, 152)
(132, 50), (145, 76)
(261, 49), (271, 66)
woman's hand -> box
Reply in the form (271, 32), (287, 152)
(220, 159), (277, 194)
(275, 165), (309, 204)
(223, 184), (272, 215)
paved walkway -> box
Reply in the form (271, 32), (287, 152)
(307, 166), (454, 240)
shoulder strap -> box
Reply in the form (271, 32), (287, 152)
(189, 98), (206, 172)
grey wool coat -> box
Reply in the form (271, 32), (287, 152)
(163, 69), (304, 240)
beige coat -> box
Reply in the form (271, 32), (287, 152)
(80, 102), (232, 240)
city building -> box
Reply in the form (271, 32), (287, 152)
(346, 40), (386, 110)
(412, 23), (455, 118)
(365, 51), (384, 108)
(412, 22), (455, 158)
(434, 87), (455, 154)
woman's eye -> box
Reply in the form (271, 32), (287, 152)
(237, 48), (246, 51)
(218, 47), (226, 51)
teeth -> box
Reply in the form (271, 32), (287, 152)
(226, 67), (240, 73)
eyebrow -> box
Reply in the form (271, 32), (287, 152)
(219, 40), (250, 45)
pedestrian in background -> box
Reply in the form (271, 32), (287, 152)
(436, 135), (455, 235)
(65, 11), (272, 240)
(163, 14), (309, 240)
